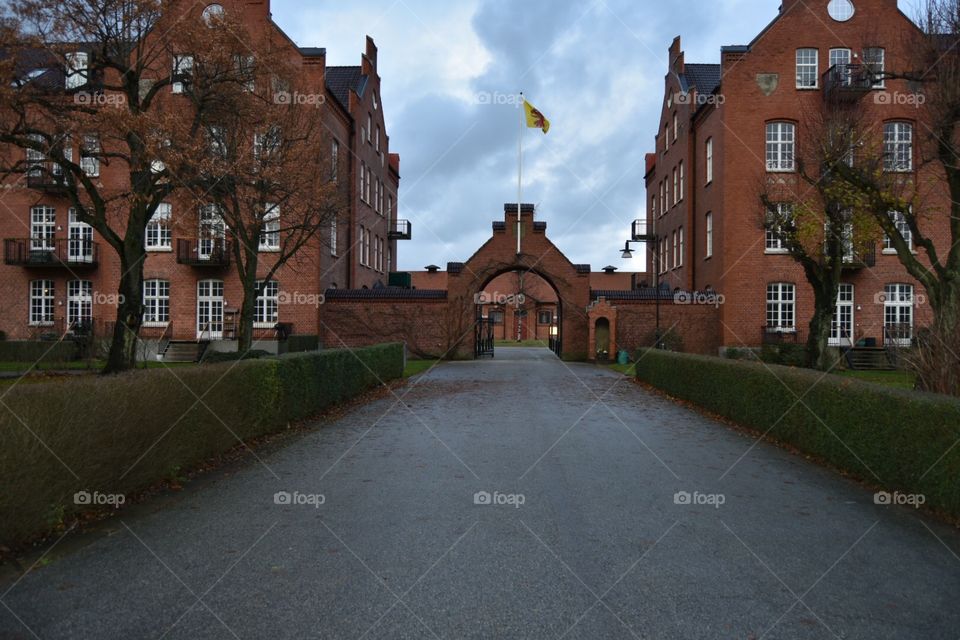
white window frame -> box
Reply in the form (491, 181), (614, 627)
(254, 280), (279, 327)
(765, 203), (793, 253)
(659, 181), (666, 215)
(359, 161), (366, 202)
(234, 55), (255, 92)
(146, 203), (172, 251)
(197, 279), (224, 340)
(766, 283), (796, 332)
(673, 113), (678, 142)
(29, 280), (55, 326)
(672, 167), (678, 206)
(766, 122), (795, 172)
(331, 140), (339, 182)
(259, 204), (280, 252)
(330, 218), (338, 256)
(883, 210), (913, 253)
(705, 212), (713, 258)
(796, 48), (819, 89)
(172, 54), (193, 94)
(864, 47), (885, 89)
(884, 122), (913, 172)
(67, 280), (93, 328)
(678, 161), (684, 201)
(68, 209), (94, 263)
(705, 137), (713, 184)
(80, 135), (99, 177)
(672, 231), (678, 269)
(829, 48), (852, 86)
(143, 279), (170, 326)
(884, 283), (914, 346)
(30, 205), (56, 251)
(830, 283), (855, 346)
(678, 226), (684, 267)
(65, 51), (88, 90)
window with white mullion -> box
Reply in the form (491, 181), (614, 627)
(864, 47), (885, 88)
(30, 206), (56, 251)
(883, 210), (913, 252)
(67, 280), (93, 328)
(765, 203), (793, 252)
(29, 280), (55, 326)
(766, 122), (795, 171)
(766, 283), (796, 331)
(259, 204), (280, 251)
(254, 280), (279, 327)
(796, 48), (818, 88)
(146, 203), (172, 250)
(883, 122), (913, 172)
(884, 283), (914, 345)
(143, 279), (170, 326)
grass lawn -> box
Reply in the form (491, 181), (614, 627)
(607, 362), (638, 376)
(495, 339), (549, 347)
(837, 369), (917, 390)
(403, 359), (437, 378)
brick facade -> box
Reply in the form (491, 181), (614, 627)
(645, 0), (947, 352)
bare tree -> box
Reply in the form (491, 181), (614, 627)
(0, 0), (251, 372)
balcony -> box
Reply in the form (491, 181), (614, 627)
(176, 238), (231, 267)
(26, 164), (68, 192)
(631, 219), (655, 241)
(761, 325), (804, 345)
(388, 219), (412, 240)
(822, 64), (876, 102)
(4, 238), (99, 268)
(841, 243), (876, 269)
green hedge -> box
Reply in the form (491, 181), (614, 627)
(0, 343), (403, 546)
(0, 340), (76, 363)
(635, 350), (960, 517)
(286, 334), (320, 353)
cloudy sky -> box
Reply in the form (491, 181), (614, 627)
(272, 0), (786, 272)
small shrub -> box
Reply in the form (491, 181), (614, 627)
(635, 350), (960, 518)
(0, 340), (75, 363)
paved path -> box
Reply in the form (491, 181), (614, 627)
(2, 347), (959, 639)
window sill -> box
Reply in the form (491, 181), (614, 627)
(253, 323), (275, 329)
(767, 328), (797, 334)
(146, 246), (173, 253)
(796, 86), (819, 91)
(259, 248), (281, 253)
(143, 322), (169, 328)
(765, 249), (790, 255)
(766, 169), (796, 174)
(28, 323), (55, 328)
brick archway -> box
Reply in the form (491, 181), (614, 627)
(445, 204), (591, 360)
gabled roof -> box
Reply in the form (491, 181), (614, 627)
(680, 63), (721, 95)
(325, 65), (364, 110)
(298, 47), (326, 57)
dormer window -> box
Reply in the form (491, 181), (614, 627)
(65, 52), (88, 90)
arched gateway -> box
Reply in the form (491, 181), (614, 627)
(446, 204), (591, 360)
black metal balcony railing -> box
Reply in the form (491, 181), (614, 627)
(176, 238), (231, 267)
(841, 243), (877, 269)
(26, 163), (69, 191)
(4, 238), (99, 267)
(388, 219), (412, 240)
(822, 64), (876, 100)
(762, 325), (804, 345)
(631, 219), (654, 241)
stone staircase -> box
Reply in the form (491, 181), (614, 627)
(845, 347), (895, 371)
(161, 340), (209, 363)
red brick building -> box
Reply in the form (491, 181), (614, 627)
(643, 0), (948, 352)
(0, 0), (406, 356)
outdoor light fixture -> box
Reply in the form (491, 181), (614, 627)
(620, 241), (634, 259)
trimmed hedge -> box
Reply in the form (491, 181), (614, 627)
(0, 340), (76, 363)
(635, 350), (960, 517)
(0, 343), (403, 546)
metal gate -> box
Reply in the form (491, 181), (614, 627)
(474, 306), (494, 358)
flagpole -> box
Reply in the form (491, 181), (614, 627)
(517, 91), (523, 255)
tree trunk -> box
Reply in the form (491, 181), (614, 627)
(102, 244), (145, 374)
(916, 281), (960, 394)
(806, 283), (836, 371)
(236, 255), (259, 354)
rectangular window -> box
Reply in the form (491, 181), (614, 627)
(366, 167), (372, 204)
(143, 279), (170, 325)
(766, 122), (795, 171)
(705, 212), (713, 258)
(538, 310), (553, 324)
(65, 52), (88, 90)
(864, 47), (885, 88)
(705, 138), (713, 183)
(208, 126), (227, 159)
(678, 161), (684, 201)
(883, 210), (913, 252)
(659, 181), (666, 215)
(766, 283), (796, 331)
(765, 203), (793, 252)
(68, 209), (94, 263)
(359, 161), (366, 202)
(67, 280), (92, 328)
(146, 203), (172, 250)
(25, 134), (45, 177)
(253, 127), (280, 161)
(664, 124), (669, 152)
(388, 195), (394, 219)
(672, 168), (678, 205)
(30, 280), (55, 326)
(255, 280), (279, 327)
(830, 283), (855, 346)
(376, 126), (381, 152)
(672, 231), (678, 268)
(359, 226), (367, 265)
(234, 55), (255, 92)
(259, 204), (280, 251)
(365, 228), (372, 268)
(331, 140), (339, 182)
(367, 114), (372, 143)
(673, 113), (678, 141)
(30, 206), (56, 251)
(884, 122), (913, 172)
(678, 226), (684, 266)
(80, 135), (99, 177)
(172, 55), (193, 94)
(829, 48), (852, 86)
(884, 283), (913, 346)
(330, 218), (338, 256)
(796, 48), (818, 88)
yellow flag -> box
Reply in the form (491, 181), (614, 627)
(523, 99), (550, 134)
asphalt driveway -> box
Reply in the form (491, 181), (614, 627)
(2, 346), (958, 639)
